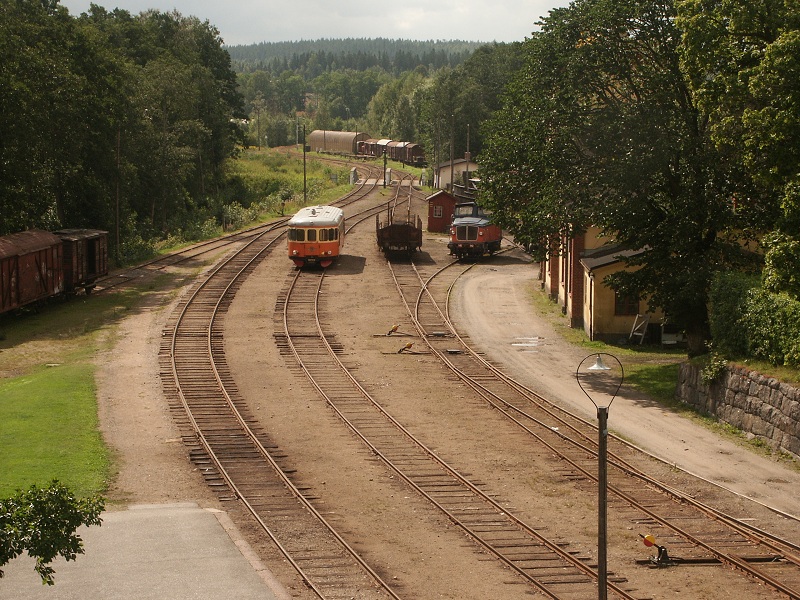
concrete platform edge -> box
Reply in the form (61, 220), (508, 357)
(206, 508), (293, 600)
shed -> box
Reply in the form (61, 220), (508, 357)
(435, 158), (479, 190)
(579, 245), (664, 343)
(426, 190), (458, 233)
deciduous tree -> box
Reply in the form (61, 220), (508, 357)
(480, 0), (763, 355)
(0, 481), (104, 586)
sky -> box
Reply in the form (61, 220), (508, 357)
(58, 0), (569, 46)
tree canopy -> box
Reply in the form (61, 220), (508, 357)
(0, 481), (104, 585)
(479, 0), (780, 355)
(0, 1), (245, 258)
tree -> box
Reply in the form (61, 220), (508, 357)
(678, 0), (800, 298)
(480, 0), (763, 356)
(0, 481), (104, 585)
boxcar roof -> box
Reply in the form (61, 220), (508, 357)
(0, 230), (61, 259)
(288, 205), (344, 227)
(53, 228), (108, 241)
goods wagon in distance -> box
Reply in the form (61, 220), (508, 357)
(307, 130), (368, 156)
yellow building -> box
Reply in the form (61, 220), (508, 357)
(542, 228), (670, 344)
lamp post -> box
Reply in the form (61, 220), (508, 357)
(576, 353), (624, 600)
(383, 148), (387, 188)
(302, 124), (307, 204)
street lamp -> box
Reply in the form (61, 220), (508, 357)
(576, 353), (624, 600)
(302, 124), (307, 204)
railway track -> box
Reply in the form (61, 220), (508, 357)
(274, 258), (641, 598)
(157, 162), (799, 598)
(159, 192), (405, 599)
(383, 250), (800, 599)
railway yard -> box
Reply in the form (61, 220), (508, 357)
(72, 168), (800, 599)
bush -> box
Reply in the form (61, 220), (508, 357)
(708, 271), (758, 356)
(743, 288), (800, 368)
(700, 350), (728, 385)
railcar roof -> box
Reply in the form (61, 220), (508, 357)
(288, 205), (344, 227)
(53, 228), (108, 241)
(451, 216), (492, 227)
(0, 230), (62, 258)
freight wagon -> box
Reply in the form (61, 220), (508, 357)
(0, 229), (109, 315)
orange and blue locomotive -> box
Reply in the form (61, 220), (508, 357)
(287, 205), (345, 268)
(447, 201), (502, 259)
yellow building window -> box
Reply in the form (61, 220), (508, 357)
(614, 292), (638, 316)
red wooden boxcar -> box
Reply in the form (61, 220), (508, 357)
(0, 230), (64, 315)
(53, 229), (109, 293)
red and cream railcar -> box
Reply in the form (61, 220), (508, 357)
(287, 205), (345, 268)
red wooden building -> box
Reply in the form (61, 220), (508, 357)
(425, 190), (458, 233)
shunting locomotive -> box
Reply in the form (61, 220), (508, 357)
(287, 205), (345, 268)
(447, 201), (502, 259)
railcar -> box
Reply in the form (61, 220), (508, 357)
(287, 205), (345, 268)
(0, 228), (109, 315)
(447, 202), (502, 259)
(315, 133), (426, 165)
(376, 209), (422, 256)
(53, 229), (108, 294)
(307, 130), (368, 156)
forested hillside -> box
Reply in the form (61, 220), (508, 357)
(1, 2), (244, 260)
(227, 38), (482, 75)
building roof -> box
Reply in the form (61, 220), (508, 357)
(435, 158), (478, 170)
(425, 190), (456, 202)
(579, 245), (645, 273)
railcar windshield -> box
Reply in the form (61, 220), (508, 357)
(289, 227), (340, 242)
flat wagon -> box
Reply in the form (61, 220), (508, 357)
(376, 209), (423, 256)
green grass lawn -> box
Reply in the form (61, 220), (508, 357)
(0, 289), (142, 499)
(0, 362), (107, 497)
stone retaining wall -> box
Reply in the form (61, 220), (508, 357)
(676, 363), (800, 459)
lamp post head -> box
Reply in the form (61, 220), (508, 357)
(587, 354), (611, 371)
(576, 352), (624, 410)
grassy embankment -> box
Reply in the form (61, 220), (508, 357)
(0, 289), (142, 498)
(527, 283), (799, 463)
